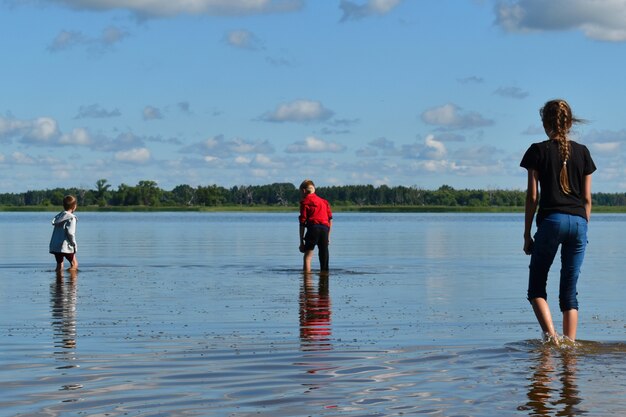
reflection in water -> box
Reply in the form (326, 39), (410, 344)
(298, 272), (334, 396)
(299, 273), (332, 352)
(51, 269), (79, 379)
(523, 345), (583, 416)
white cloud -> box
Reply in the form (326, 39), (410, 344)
(358, 135), (450, 160)
(48, 26), (129, 53)
(458, 76), (484, 84)
(400, 135), (448, 160)
(75, 104), (121, 119)
(592, 142), (621, 155)
(48, 30), (85, 52)
(250, 168), (270, 178)
(224, 29), (263, 50)
(495, 0), (626, 42)
(522, 125), (545, 135)
(1, 114), (93, 147)
(252, 154), (272, 166)
(97, 132), (147, 152)
(115, 147), (151, 163)
(178, 102), (192, 114)
(494, 86), (529, 99)
(261, 99), (334, 123)
(235, 156), (252, 164)
(22, 117), (59, 144)
(12, 152), (36, 165)
(286, 136), (346, 153)
(340, 0), (402, 22)
(421, 103), (493, 130)
(182, 135), (275, 157)
(1, 115), (60, 144)
(0, 116), (28, 140)
(364, 137), (403, 156)
(443, 145), (507, 177)
(583, 129), (626, 158)
(101, 26), (129, 45)
(356, 147), (378, 157)
(143, 106), (163, 121)
(49, 0), (304, 18)
(59, 127), (92, 145)
(435, 132), (466, 142)
(230, 138), (266, 153)
(369, 137), (396, 151)
(420, 159), (453, 173)
(424, 135), (447, 159)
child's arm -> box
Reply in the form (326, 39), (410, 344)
(523, 169), (538, 255)
(66, 217), (78, 252)
(327, 219), (332, 244)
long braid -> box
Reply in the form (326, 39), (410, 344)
(556, 135), (571, 194)
(540, 99), (583, 195)
(555, 101), (572, 194)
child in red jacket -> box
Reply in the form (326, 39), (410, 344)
(298, 180), (332, 273)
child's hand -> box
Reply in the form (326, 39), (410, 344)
(299, 244), (305, 253)
(523, 237), (533, 255)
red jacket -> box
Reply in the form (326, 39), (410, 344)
(299, 193), (332, 227)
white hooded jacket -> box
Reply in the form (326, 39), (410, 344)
(49, 211), (77, 254)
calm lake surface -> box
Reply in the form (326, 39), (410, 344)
(1, 212), (624, 416)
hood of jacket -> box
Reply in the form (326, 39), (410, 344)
(52, 211), (75, 226)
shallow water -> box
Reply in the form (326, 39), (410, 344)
(1, 212), (625, 416)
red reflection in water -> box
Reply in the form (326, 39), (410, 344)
(299, 273), (332, 352)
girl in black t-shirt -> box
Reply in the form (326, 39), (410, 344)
(520, 99), (596, 344)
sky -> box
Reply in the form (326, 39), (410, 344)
(2, 0), (626, 193)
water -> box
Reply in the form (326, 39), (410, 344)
(0, 212), (624, 416)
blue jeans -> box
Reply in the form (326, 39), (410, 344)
(528, 213), (588, 311)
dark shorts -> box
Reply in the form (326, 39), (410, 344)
(303, 225), (330, 251)
(303, 225), (330, 271)
(53, 252), (75, 264)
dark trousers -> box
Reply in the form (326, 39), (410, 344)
(304, 225), (330, 271)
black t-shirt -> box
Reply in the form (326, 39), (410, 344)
(520, 139), (596, 223)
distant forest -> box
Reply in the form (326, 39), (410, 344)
(2, 179), (626, 208)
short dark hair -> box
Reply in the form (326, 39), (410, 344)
(63, 195), (77, 211)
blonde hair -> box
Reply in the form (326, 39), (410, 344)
(540, 99), (584, 194)
(63, 195), (77, 211)
(299, 179), (316, 195)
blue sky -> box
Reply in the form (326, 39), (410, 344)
(2, 0), (626, 193)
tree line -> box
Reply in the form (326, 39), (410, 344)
(0, 179), (625, 208)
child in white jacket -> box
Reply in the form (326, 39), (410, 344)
(49, 195), (78, 271)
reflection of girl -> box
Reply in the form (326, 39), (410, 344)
(524, 346), (581, 416)
(520, 99), (596, 342)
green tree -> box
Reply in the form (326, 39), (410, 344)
(171, 184), (196, 205)
(137, 180), (161, 206)
(95, 179), (111, 206)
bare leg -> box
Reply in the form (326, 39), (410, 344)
(530, 297), (558, 339)
(68, 268), (78, 281)
(562, 309), (578, 341)
(55, 262), (64, 272)
(69, 256), (78, 271)
(303, 250), (314, 273)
